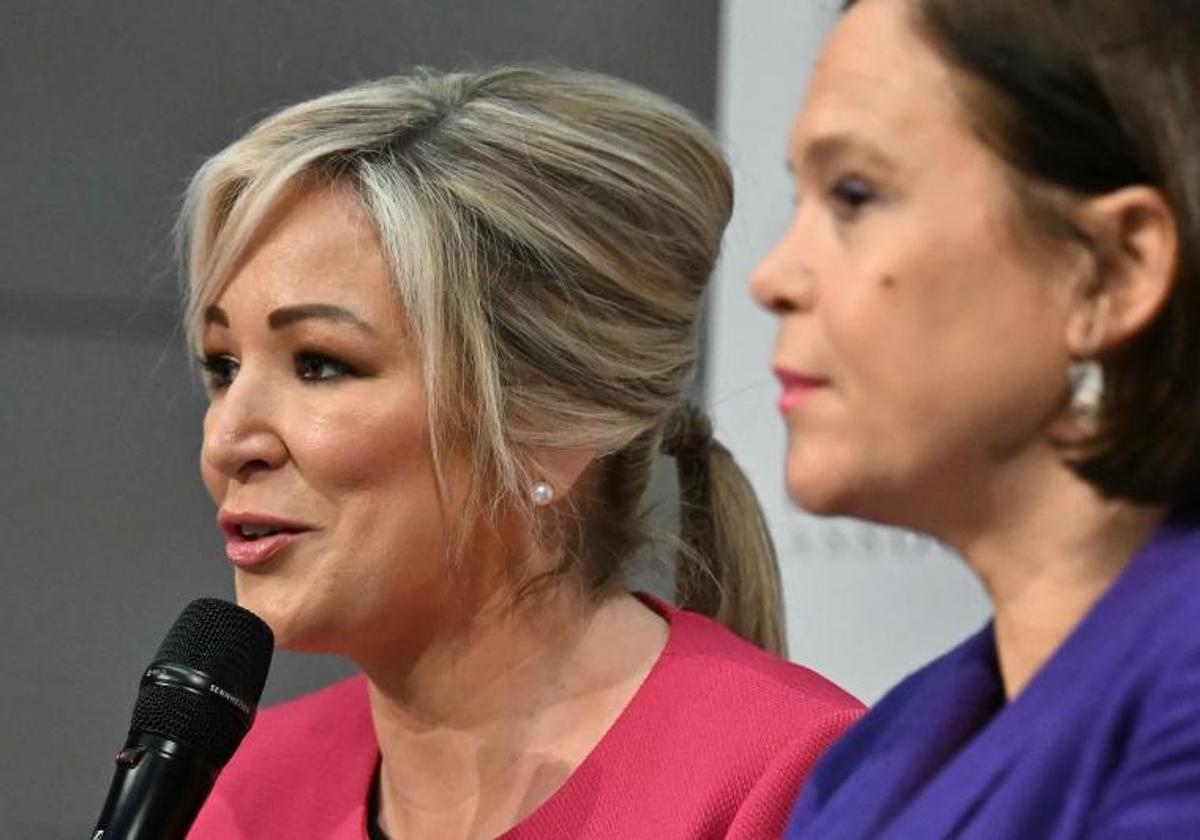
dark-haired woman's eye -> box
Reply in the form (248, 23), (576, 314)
(829, 175), (876, 221)
(199, 354), (239, 392)
(295, 351), (357, 382)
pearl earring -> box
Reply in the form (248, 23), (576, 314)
(530, 481), (556, 506)
(1068, 359), (1104, 417)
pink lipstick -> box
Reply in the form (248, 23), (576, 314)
(218, 512), (313, 569)
(775, 368), (830, 414)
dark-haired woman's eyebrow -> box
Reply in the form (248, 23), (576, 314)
(801, 133), (895, 176)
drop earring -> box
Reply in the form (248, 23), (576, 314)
(1068, 359), (1104, 417)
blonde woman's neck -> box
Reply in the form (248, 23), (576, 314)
(361, 587), (667, 839)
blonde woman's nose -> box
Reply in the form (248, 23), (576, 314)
(201, 384), (289, 482)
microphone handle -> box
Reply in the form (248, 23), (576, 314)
(92, 731), (219, 840)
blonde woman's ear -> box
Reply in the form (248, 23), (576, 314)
(529, 447), (598, 504)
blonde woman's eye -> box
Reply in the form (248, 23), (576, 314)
(198, 354), (238, 391)
(294, 352), (356, 382)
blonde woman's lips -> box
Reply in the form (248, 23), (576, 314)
(218, 512), (313, 569)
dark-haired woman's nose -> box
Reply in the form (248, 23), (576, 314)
(750, 226), (817, 317)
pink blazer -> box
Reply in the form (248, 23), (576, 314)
(190, 597), (862, 839)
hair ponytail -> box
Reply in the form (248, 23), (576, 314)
(664, 405), (787, 656)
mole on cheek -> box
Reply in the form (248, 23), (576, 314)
(880, 274), (898, 290)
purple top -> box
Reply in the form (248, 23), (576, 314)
(787, 519), (1200, 839)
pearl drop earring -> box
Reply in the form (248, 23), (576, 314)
(531, 481), (555, 506)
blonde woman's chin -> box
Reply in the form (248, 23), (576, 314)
(232, 574), (332, 653)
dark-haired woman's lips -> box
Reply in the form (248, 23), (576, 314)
(774, 367), (830, 414)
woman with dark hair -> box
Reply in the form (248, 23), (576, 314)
(752, 0), (1200, 836)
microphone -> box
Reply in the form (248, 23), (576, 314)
(92, 598), (274, 840)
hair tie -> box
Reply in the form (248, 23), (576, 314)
(661, 403), (714, 459)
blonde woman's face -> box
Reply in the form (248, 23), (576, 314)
(751, 0), (1076, 532)
(199, 185), (461, 654)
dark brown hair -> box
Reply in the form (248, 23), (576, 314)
(846, 0), (1200, 513)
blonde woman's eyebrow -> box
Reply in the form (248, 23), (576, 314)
(266, 303), (375, 333)
(203, 305), (230, 327)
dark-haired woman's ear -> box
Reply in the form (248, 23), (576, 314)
(1066, 185), (1179, 355)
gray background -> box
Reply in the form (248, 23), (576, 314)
(0, 2), (718, 835)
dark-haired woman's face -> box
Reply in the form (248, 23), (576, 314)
(752, 0), (1078, 530)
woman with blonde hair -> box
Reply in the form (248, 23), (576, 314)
(181, 66), (860, 838)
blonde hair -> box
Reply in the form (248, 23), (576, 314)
(179, 66), (786, 654)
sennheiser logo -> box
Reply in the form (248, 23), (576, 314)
(143, 663), (251, 717)
(208, 683), (251, 716)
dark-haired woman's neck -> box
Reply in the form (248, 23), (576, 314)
(954, 450), (1164, 700)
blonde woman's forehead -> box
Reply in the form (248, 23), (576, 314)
(208, 186), (398, 330)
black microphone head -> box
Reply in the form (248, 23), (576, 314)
(130, 598), (274, 767)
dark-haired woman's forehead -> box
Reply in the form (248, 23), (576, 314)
(791, 0), (966, 188)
